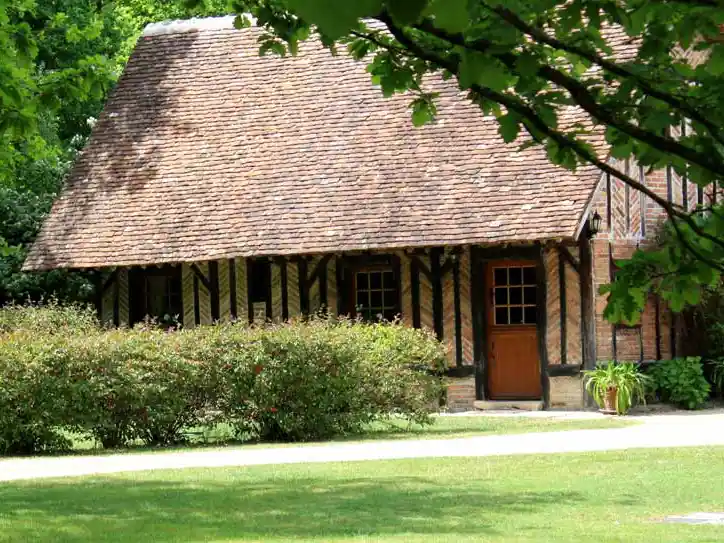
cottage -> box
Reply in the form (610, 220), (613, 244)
(24, 17), (692, 410)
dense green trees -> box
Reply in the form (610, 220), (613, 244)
(0, 0), (228, 304)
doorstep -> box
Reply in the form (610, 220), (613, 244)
(473, 400), (544, 411)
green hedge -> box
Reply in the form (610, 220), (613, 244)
(0, 305), (446, 455)
(647, 357), (711, 409)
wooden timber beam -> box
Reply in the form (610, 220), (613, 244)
(228, 259), (237, 320)
(430, 247), (444, 340)
(208, 261), (220, 322)
(579, 228), (597, 407)
(557, 246), (580, 274)
(558, 249), (568, 366)
(190, 263), (211, 292)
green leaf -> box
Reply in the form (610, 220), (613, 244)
(498, 113), (520, 143)
(708, 45), (724, 76)
(427, 0), (468, 33)
(459, 50), (513, 92)
(233, 15), (252, 29)
(387, 0), (429, 25)
(411, 107), (432, 127)
(286, 0), (383, 39)
(514, 53), (539, 77)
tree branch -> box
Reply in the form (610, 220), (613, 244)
(409, 15), (724, 178)
(379, 13), (724, 270)
(483, 1), (724, 147)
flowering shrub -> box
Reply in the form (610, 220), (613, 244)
(0, 306), (446, 454)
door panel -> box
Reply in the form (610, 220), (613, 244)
(487, 261), (542, 399)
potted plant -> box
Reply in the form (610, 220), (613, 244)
(583, 361), (648, 415)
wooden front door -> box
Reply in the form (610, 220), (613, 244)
(487, 261), (542, 399)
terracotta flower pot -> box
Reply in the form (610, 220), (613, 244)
(601, 387), (618, 415)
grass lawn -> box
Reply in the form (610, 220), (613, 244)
(67, 415), (635, 453)
(1, 446), (722, 542)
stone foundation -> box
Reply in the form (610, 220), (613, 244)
(549, 375), (584, 409)
(445, 377), (476, 411)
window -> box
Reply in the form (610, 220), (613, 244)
(354, 269), (399, 321)
(249, 260), (270, 303)
(130, 266), (182, 326)
(492, 265), (537, 325)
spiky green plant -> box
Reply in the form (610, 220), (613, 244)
(583, 362), (649, 415)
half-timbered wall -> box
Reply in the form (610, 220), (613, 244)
(98, 244), (590, 410)
(589, 160), (681, 364)
(544, 247), (585, 408)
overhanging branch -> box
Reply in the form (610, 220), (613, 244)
(378, 13), (724, 270)
(483, 1), (724, 147)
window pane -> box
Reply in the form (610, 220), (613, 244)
(509, 287), (522, 305)
(494, 287), (507, 306)
(523, 266), (536, 285)
(524, 286), (537, 305)
(510, 306), (523, 324)
(495, 307), (508, 325)
(524, 307), (537, 324)
(383, 290), (397, 308)
(354, 266), (399, 322)
(509, 267), (522, 285)
(494, 268), (507, 286)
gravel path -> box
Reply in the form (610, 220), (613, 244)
(2, 412), (723, 482)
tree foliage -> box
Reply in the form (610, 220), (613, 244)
(220, 0), (724, 321)
(0, 0), (228, 304)
(3, 0), (724, 320)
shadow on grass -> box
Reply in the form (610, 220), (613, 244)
(0, 475), (580, 541)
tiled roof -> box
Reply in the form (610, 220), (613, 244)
(25, 17), (613, 270)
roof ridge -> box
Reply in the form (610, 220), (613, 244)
(142, 15), (252, 37)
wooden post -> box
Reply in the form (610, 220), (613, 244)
(452, 254), (463, 367)
(470, 246), (486, 400)
(193, 274), (201, 326)
(335, 256), (345, 316)
(298, 258), (309, 315)
(265, 259), (272, 320)
(280, 258), (289, 321)
(558, 249), (567, 365)
(608, 243), (617, 361)
(430, 247), (444, 340)
(228, 259), (237, 320)
(536, 248), (549, 408)
(410, 256), (421, 328)
(245, 257), (254, 324)
(113, 273), (120, 327)
(208, 260), (220, 322)
(579, 229), (597, 407)
(319, 260), (328, 310)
